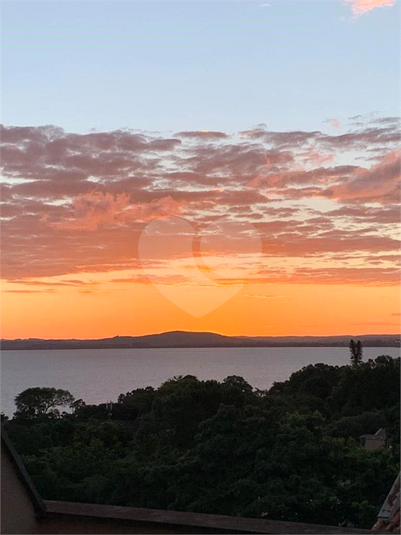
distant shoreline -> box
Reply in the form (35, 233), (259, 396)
(1, 331), (400, 350)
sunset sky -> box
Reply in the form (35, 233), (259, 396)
(1, 0), (400, 339)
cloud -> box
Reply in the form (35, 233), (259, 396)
(7, 279), (99, 287)
(326, 118), (341, 130)
(0, 120), (399, 284)
(323, 150), (401, 203)
(251, 266), (400, 285)
(4, 289), (57, 294)
(348, 322), (400, 326)
(48, 193), (182, 231)
(175, 130), (229, 140)
(345, 0), (396, 15)
(244, 294), (292, 299)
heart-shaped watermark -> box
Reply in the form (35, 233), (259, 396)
(138, 216), (262, 317)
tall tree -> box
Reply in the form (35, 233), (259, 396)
(349, 339), (363, 366)
(14, 387), (75, 418)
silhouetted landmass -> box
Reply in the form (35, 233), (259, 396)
(1, 331), (400, 350)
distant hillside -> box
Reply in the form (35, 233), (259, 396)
(1, 331), (400, 350)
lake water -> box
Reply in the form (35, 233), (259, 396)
(1, 346), (399, 417)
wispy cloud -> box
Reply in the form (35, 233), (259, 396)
(345, 0), (397, 16)
(326, 118), (341, 130)
(348, 322), (400, 326)
(244, 294), (292, 299)
(4, 289), (57, 294)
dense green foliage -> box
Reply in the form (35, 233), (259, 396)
(14, 387), (75, 418)
(3, 355), (400, 529)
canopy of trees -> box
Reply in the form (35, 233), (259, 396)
(14, 387), (75, 418)
(3, 355), (399, 530)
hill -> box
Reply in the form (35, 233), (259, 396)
(1, 331), (400, 350)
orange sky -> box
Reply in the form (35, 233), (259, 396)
(1, 123), (400, 339)
(1, 278), (400, 339)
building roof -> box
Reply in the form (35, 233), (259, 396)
(43, 500), (373, 534)
(372, 473), (400, 534)
(360, 428), (388, 441)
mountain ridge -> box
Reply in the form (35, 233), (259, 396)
(1, 331), (400, 350)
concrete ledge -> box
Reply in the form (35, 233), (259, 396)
(1, 427), (46, 517)
(43, 500), (373, 534)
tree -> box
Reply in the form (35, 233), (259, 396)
(349, 339), (363, 366)
(14, 387), (75, 418)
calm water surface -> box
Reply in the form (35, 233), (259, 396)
(1, 346), (399, 416)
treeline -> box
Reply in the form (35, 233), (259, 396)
(2, 355), (400, 529)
